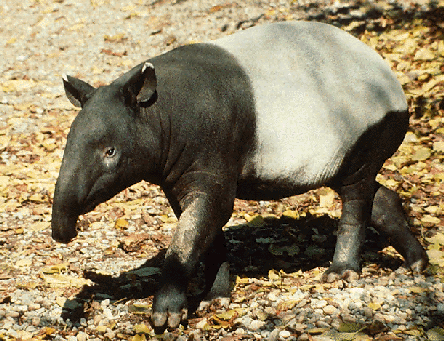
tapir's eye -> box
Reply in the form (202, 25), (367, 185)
(104, 147), (117, 158)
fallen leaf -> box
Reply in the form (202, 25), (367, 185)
(41, 263), (68, 274)
(421, 215), (441, 224)
(134, 323), (152, 334)
(368, 302), (382, 311)
(411, 147), (431, 161)
(115, 218), (129, 229)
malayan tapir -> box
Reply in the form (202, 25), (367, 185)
(51, 21), (428, 330)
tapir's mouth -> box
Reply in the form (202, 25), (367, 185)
(51, 224), (78, 243)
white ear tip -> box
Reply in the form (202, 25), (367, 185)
(142, 62), (154, 73)
(62, 74), (69, 82)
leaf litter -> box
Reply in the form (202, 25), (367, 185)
(1, 0), (444, 340)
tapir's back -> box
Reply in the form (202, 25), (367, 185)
(211, 21), (408, 191)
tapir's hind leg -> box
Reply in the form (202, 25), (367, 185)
(324, 175), (375, 282)
(370, 183), (428, 273)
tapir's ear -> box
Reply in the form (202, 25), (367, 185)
(63, 75), (96, 108)
(119, 62), (157, 107)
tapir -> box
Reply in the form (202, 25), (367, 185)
(52, 21), (428, 330)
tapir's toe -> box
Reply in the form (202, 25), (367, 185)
(151, 312), (168, 332)
(151, 285), (188, 332)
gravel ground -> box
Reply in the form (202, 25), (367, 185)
(1, 0), (444, 340)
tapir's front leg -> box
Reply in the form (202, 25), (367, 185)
(151, 184), (235, 331)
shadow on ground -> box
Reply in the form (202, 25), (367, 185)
(61, 213), (403, 325)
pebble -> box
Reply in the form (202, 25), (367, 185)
(279, 330), (291, 338)
(250, 319), (266, 330)
(323, 305), (337, 315)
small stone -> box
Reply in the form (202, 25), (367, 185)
(268, 328), (280, 341)
(312, 300), (327, 309)
(323, 305), (337, 315)
(279, 330), (291, 338)
(31, 317), (41, 326)
(102, 308), (113, 319)
(235, 327), (246, 335)
(250, 319), (265, 330)
(316, 320), (330, 328)
(77, 332), (87, 341)
(28, 304), (41, 311)
(6, 311), (20, 318)
(196, 318), (208, 329)
(101, 299), (110, 308)
(104, 331), (116, 339)
(294, 323), (307, 332)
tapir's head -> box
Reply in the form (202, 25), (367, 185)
(52, 62), (157, 243)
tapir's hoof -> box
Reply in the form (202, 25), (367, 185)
(151, 309), (187, 333)
(321, 265), (360, 283)
(400, 252), (429, 275)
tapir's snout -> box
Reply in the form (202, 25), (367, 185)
(51, 210), (79, 243)
(51, 225), (77, 243)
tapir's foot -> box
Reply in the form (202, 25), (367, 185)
(151, 285), (188, 333)
(321, 264), (360, 283)
(198, 261), (231, 311)
(400, 250), (429, 275)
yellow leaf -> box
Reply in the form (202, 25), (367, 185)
(409, 286), (428, 294)
(414, 48), (436, 61)
(236, 276), (250, 285)
(403, 329), (422, 336)
(131, 334), (147, 341)
(0, 176), (9, 189)
(42, 327), (56, 335)
(115, 218), (129, 229)
(268, 269), (280, 280)
(433, 141), (444, 153)
(96, 326), (108, 333)
(159, 215), (177, 223)
(426, 233), (444, 245)
(56, 297), (67, 307)
(216, 309), (243, 320)
(246, 215), (266, 227)
(134, 323), (151, 334)
(104, 33), (126, 42)
(41, 263), (68, 274)
(282, 210), (299, 220)
(426, 327), (444, 339)
(307, 327), (329, 335)
(427, 249), (444, 266)
(367, 302), (382, 311)
(421, 215), (441, 224)
(277, 299), (300, 310)
(338, 322), (366, 333)
(2, 79), (36, 92)
(412, 147), (431, 161)
(42, 274), (92, 288)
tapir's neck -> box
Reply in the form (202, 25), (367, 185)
(131, 106), (166, 186)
